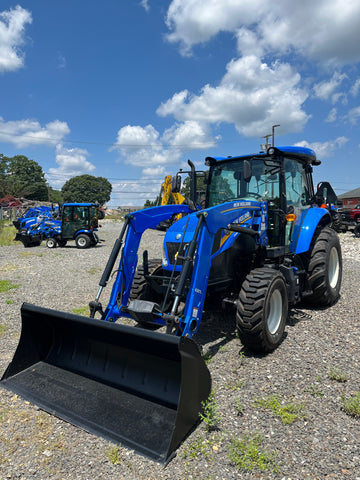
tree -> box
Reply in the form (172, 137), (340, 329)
(49, 187), (63, 203)
(181, 171), (208, 204)
(0, 154), (48, 200)
(61, 175), (112, 204)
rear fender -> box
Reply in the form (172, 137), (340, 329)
(290, 207), (331, 254)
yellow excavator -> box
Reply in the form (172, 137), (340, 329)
(156, 174), (187, 230)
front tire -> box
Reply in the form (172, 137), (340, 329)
(303, 226), (342, 306)
(236, 268), (288, 353)
(46, 238), (57, 248)
(75, 234), (91, 249)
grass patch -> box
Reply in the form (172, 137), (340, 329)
(227, 433), (278, 473)
(72, 305), (90, 316)
(329, 367), (348, 383)
(306, 383), (324, 398)
(199, 390), (222, 432)
(341, 392), (360, 418)
(0, 280), (20, 293)
(87, 267), (100, 275)
(182, 433), (222, 460)
(254, 394), (304, 424)
(0, 323), (6, 337)
(0, 222), (17, 246)
(202, 349), (214, 364)
(105, 444), (122, 465)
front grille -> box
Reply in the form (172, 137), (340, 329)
(165, 242), (189, 266)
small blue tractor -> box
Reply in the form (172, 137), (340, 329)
(14, 202), (101, 248)
(1, 146), (342, 464)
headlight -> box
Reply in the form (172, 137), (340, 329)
(162, 245), (168, 267)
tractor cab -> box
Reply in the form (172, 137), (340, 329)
(55, 203), (100, 248)
(204, 146), (319, 251)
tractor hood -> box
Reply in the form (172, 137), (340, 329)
(162, 200), (267, 270)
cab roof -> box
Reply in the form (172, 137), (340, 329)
(206, 145), (319, 166)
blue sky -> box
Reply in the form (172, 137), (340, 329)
(1, 1), (360, 206)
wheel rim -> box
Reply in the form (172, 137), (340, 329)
(78, 237), (87, 247)
(328, 246), (340, 289)
(267, 289), (283, 334)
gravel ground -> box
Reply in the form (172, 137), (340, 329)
(0, 221), (360, 480)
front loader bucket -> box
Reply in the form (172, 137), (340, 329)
(1, 303), (211, 464)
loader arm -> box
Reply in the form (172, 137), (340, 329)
(100, 204), (193, 322)
(101, 200), (267, 337)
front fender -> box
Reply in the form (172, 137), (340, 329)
(290, 207), (331, 254)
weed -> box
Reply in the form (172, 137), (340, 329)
(235, 398), (243, 416)
(0, 323), (6, 337)
(254, 394), (304, 424)
(5, 299), (13, 304)
(199, 390), (222, 432)
(328, 367), (348, 383)
(227, 433), (278, 473)
(202, 349), (214, 364)
(72, 305), (89, 316)
(182, 433), (221, 460)
(226, 379), (247, 391)
(341, 392), (360, 418)
(238, 351), (246, 364)
(307, 384), (324, 398)
(0, 280), (20, 293)
(106, 444), (122, 465)
(87, 267), (99, 275)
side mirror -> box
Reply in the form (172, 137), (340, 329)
(172, 174), (181, 193)
(243, 160), (252, 183)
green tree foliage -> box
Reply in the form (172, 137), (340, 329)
(49, 186), (63, 203)
(0, 154), (48, 200)
(144, 196), (160, 208)
(61, 175), (112, 204)
(181, 171), (208, 205)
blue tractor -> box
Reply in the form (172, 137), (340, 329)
(1, 146), (342, 464)
(15, 203), (100, 248)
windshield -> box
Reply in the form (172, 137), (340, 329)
(207, 158), (280, 208)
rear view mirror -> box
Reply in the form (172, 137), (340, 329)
(243, 160), (252, 183)
(172, 174), (181, 193)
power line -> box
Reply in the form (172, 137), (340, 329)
(0, 130), (219, 149)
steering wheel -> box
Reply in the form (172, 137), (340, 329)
(246, 192), (262, 199)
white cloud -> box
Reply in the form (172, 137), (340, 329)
(47, 144), (96, 188)
(165, 0), (360, 64)
(162, 120), (217, 148)
(165, 0), (265, 56)
(113, 122), (216, 175)
(326, 108), (337, 123)
(157, 55), (309, 137)
(350, 79), (360, 97)
(313, 72), (347, 102)
(0, 117), (70, 147)
(295, 137), (348, 160)
(140, 0), (150, 12)
(347, 106), (360, 125)
(0, 5), (32, 72)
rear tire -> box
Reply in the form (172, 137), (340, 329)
(75, 234), (91, 249)
(303, 226), (342, 306)
(236, 268), (288, 353)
